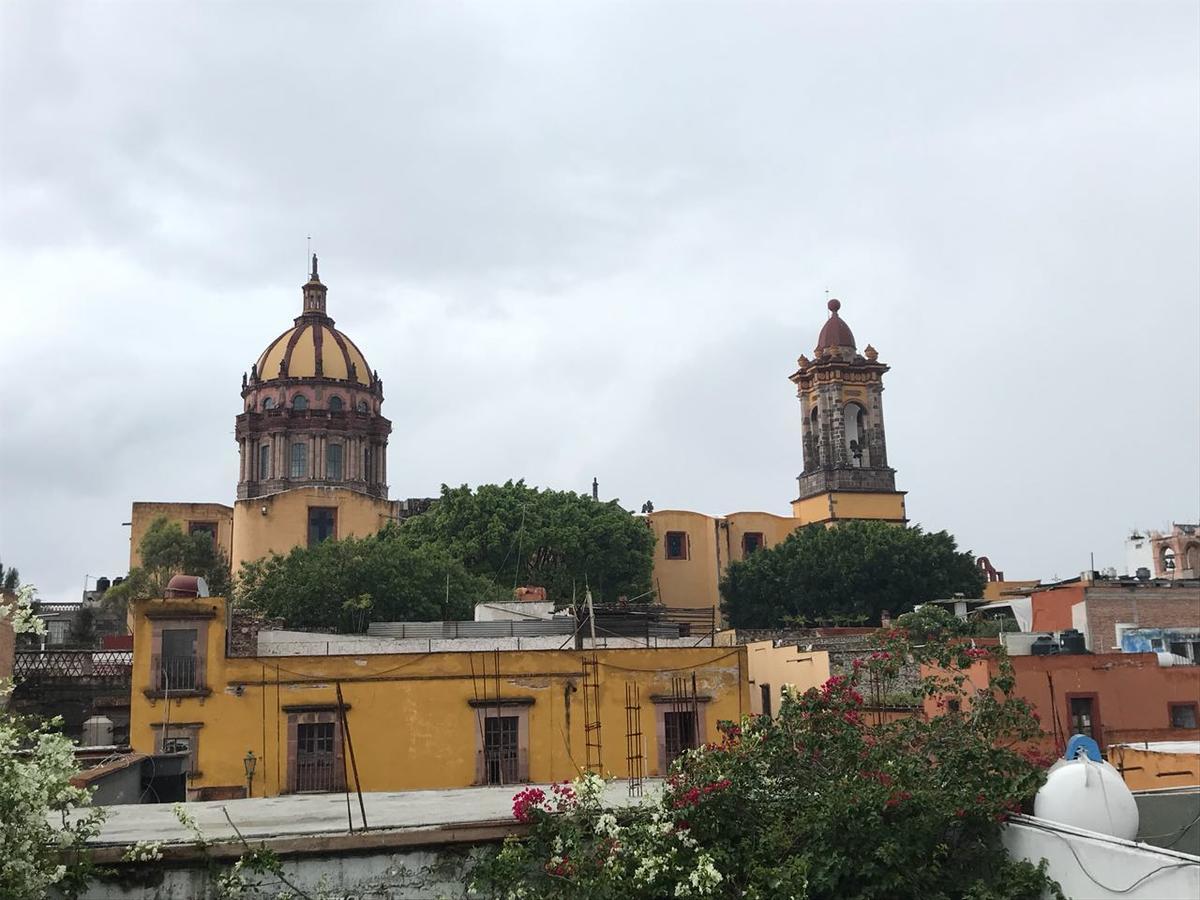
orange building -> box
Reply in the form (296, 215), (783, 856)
(922, 650), (1200, 758)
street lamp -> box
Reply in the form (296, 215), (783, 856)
(243, 750), (257, 798)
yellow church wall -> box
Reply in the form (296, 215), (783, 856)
(744, 641), (831, 716)
(647, 510), (722, 610)
(230, 487), (394, 571)
(128, 597), (750, 796)
(129, 502), (234, 569)
(723, 512), (800, 562)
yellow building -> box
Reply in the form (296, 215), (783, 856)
(128, 594), (750, 798)
(741, 640), (831, 717)
(649, 298), (907, 610)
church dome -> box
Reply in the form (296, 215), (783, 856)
(815, 298), (856, 351)
(251, 255), (372, 386)
(256, 320), (371, 385)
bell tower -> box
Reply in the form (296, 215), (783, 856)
(789, 298), (906, 525)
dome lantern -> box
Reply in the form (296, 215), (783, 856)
(302, 253), (328, 316)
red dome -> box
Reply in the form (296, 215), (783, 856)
(815, 298), (856, 351)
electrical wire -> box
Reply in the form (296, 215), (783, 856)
(1040, 826), (1200, 894)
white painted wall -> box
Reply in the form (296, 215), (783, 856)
(1002, 815), (1200, 899)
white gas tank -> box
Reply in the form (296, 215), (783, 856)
(1034, 755), (1139, 840)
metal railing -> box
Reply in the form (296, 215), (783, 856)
(12, 650), (132, 682)
(151, 654), (205, 692)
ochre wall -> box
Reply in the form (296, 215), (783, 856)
(743, 641), (830, 716)
(230, 487), (394, 570)
(983, 580), (1040, 601)
(1105, 745), (1200, 791)
(128, 597), (750, 797)
(792, 491), (906, 525)
(647, 511), (722, 610)
(648, 510), (803, 611)
(129, 502), (234, 569)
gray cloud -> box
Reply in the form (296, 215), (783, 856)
(2, 0), (1197, 601)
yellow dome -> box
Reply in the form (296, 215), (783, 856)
(256, 320), (371, 385)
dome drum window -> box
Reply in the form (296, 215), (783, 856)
(292, 395), (309, 411)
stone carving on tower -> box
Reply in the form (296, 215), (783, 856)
(235, 256), (392, 500)
(790, 299), (902, 512)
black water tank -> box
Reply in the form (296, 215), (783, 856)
(96, 577), (111, 593)
(1031, 635), (1060, 656)
(1059, 629), (1087, 654)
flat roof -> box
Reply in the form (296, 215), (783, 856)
(83, 780), (657, 859)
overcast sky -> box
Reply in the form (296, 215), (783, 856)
(2, 1), (1197, 602)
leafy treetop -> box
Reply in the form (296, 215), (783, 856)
(104, 517), (232, 611)
(720, 520), (985, 628)
(400, 480), (656, 605)
(235, 526), (503, 632)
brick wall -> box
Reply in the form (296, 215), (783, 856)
(1082, 584), (1200, 652)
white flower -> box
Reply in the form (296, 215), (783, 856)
(594, 813), (620, 838)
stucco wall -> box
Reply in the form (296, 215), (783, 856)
(647, 510), (804, 612)
(129, 502), (234, 569)
(922, 653), (1200, 753)
(129, 597), (750, 797)
(1106, 746), (1200, 792)
(790, 490), (906, 525)
(646, 510), (723, 610)
(230, 486), (393, 570)
(743, 641), (830, 715)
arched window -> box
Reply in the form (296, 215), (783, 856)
(356, 400), (369, 413)
(805, 405), (821, 468)
(1162, 546), (1177, 573)
(1185, 544), (1200, 576)
(258, 444), (270, 480)
(363, 445), (373, 483)
(262, 397), (274, 410)
(292, 395), (309, 411)
(844, 402), (869, 467)
(290, 442), (308, 478)
(328, 396), (343, 411)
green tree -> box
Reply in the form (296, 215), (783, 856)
(720, 520), (984, 628)
(470, 631), (1059, 900)
(0, 556), (18, 593)
(235, 526), (502, 632)
(103, 518), (231, 613)
(400, 481), (656, 605)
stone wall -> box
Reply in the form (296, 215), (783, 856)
(727, 628), (922, 700)
(226, 607), (287, 657)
